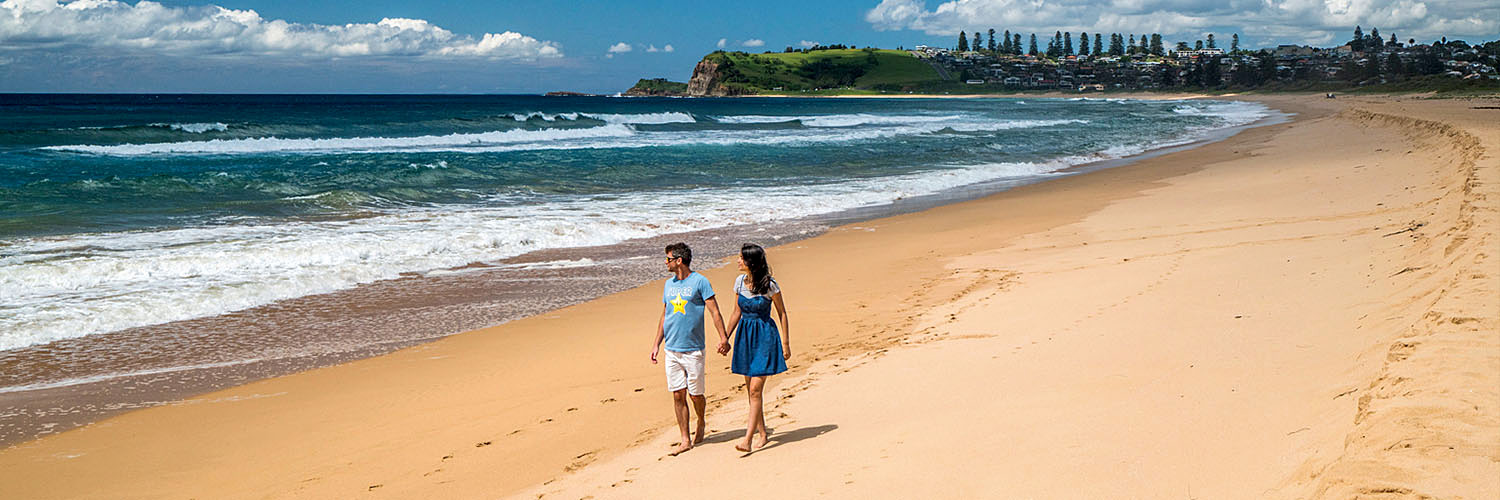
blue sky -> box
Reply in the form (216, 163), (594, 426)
(0, 0), (1495, 93)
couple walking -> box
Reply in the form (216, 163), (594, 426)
(648, 242), (790, 455)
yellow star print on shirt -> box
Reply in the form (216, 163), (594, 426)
(670, 294), (688, 315)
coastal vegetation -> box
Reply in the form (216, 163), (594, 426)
(634, 26), (1498, 96)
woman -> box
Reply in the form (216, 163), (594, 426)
(726, 243), (790, 453)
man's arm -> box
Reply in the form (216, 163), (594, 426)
(649, 303), (666, 364)
(704, 295), (730, 356)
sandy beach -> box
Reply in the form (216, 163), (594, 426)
(1, 94), (1495, 499)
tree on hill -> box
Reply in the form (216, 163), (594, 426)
(1259, 51), (1279, 82)
(1128, 34), (1136, 54)
(1064, 32), (1073, 55)
(1110, 34), (1124, 55)
(1003, 30), (1012, 53)
(958, 31), (969, 52)
(1029, 33), (1039, 56)
(973, 32), (983, 52)
(1195, 40), (1204, 50)
(988, 29), (996, 52)
(1231, 33), (1239, 53)
(1150, 33), (1164, 56)
(1049, 31), (1062, 56)
(1094, 33), (1103, 56)
(1207, 33), (1216, 49)
(1080, 31), (1090, 56)
(1351, 26), (1364, 52)
(1368, 27), (1382, 53)
(1013, 33), (1022, 55)
(1176, 41), (1190, 52)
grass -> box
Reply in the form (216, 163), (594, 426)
(705, 49), (938, 93)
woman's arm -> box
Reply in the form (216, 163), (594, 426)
(771, 291), (790, 361)
(726, 295), (742, 342)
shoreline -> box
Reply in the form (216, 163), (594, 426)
(0, 97), (1273, 448)
(2, 94), (1495, 499)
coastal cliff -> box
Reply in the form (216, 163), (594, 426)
(686, 59), (737, 96)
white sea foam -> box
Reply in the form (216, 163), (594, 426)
(1172, 101), (1269, 126)
(47, 124), (637, 155)
(506, 111), (695, 124)
(714, 113), (966, 126)
(0, 159), (1070, 351)
(580, 112), (696, 124)
(161, 122), (230, 133)
(46, 114), (1085, 156)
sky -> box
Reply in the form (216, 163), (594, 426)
(0, 0), (1495, 93)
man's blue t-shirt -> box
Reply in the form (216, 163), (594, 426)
(662, 272), (714, 352)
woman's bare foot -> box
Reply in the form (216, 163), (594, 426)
(734, 437), (752, 453)
(752, 432), (769, 449)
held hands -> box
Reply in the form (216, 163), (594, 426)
(716, 340), (731, 356)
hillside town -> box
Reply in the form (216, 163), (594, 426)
(903, 27), (1499, 91)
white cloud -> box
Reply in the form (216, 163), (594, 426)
(607, 42), (633, 53)
(799, 40), (820, 47)
(862, 0), (1499, 47)
(0, 0), (563, 59)
(664, 44), (674, 52)
(716, 38), (727, 48)
(742, 38), (765, 47)
(646, 44), (659, 52)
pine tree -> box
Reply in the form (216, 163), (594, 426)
(1207, 34), (1216, 49)
(1002, 30), (1012, 53)
(1195, 40), (1204, 51)
(1386, 52), (1403, 79)
(1368, 27), (1381, 53)
(973, 31), (982, 53)
(1029, 33), (1038, 56)
(1150, 33), (1164, 56)
(1013, 34), (1022, 55)
(1231, 33), (1239, 53)
(988, 29), (996, 52)
(958, 31), (969, 52)
(1080, 31), (1090, 56)
(1351, 26), (1364, 52)
(1050, 31), (1062, 57)
(1128, 34), (1136, 54)
(1110, 34), (1124, 56)
(1094, 34), (1103, 56)
(1064, 32), (1073, 55)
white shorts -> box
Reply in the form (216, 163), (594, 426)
(663, 349), (706, 396)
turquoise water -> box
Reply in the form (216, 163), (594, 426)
(0, 94), (1268, 350)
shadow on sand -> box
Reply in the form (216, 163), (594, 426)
(747, 424), (839, 454)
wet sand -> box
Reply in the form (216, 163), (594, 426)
(1, 94), (1495, 499)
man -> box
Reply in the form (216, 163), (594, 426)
(649, 242), (731, 456)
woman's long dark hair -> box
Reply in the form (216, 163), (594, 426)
(740, 243), (774, 295)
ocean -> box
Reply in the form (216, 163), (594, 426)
(0, 94), (1271, 444)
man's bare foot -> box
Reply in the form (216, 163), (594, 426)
(693, 423), (707, 444)
(668, 441), (693, 456)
